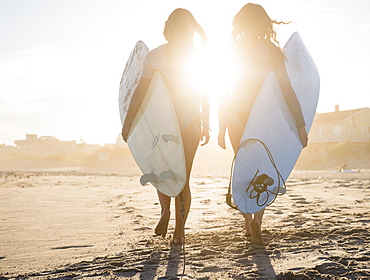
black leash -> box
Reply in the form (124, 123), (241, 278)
(178, 192), (186, 279)
(226, 138), (286, 210)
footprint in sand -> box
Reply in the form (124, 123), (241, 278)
(133, 226), (151, 231)
(122, 206), (135, 213)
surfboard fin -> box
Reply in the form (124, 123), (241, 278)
(159, 170), (185, 183)
(162, 134), (178, 144)
(140, 173), (157, 186)
(159, 170), (175, 182)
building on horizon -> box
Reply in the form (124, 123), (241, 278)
(13, 134), (101, 156)
(299, 105), (370, 163)
(309, 105), (370, 144)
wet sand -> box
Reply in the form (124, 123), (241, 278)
(0, 169), (369, 279)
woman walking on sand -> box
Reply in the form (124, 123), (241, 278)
(218, 3), (308, 245)
(122, 8), (210, 245)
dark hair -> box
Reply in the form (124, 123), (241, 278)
(163, 8), (207, 47)
(232, 3), (289, 47)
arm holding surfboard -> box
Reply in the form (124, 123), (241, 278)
(275, 55), (308, 148)
(217, 50), (308, 149)
(121, 76), (151, 142)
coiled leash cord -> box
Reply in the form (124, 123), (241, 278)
(226, 138), (286, 210)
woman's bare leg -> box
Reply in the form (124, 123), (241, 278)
(244, 214), (252, 236)
(172, 124), (200, 244)
(155, 190), (171, 237)
(173, 183), (191, 244)
(228, 113), (267, 242)
(228, 115), (256, 237)
(251, 209), (267, 245)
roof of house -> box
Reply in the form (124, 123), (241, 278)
(314, 107), (369, 123)
(38, 136), (59, 141)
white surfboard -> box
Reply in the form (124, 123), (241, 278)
(119, 41), (149, 124)
(118, 41), (186, 197)
(232, 32), (320, 214)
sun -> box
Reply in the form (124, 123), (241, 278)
(186, 44), (237, 135)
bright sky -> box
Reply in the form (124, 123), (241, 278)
(1, 0), (370, 146)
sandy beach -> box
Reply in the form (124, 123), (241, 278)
(0, 166), (369, 280)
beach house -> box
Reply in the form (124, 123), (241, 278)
(299, 105), (370, 164)
(309, 105), (370, 144)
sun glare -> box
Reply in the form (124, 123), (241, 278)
(186, 44), (237, 134)
(189, 44), (237, 91)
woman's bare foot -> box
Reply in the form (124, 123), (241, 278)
(250, 218), (268, 246)
(172, 230), (183, 245)
(155, 213), (170, 238)
(245, 229), (252, 237)
(171, 237), (183, 245)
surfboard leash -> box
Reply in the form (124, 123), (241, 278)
(247, 138), (286, 206)
(243, 138), (286, 207)
(178, 192), (186, 279)
(226, 159), (238, 210)
(226, 138), (286, 210)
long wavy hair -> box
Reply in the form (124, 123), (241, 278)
(163, 8), (207, 48)
(232, 3), (288, 48)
